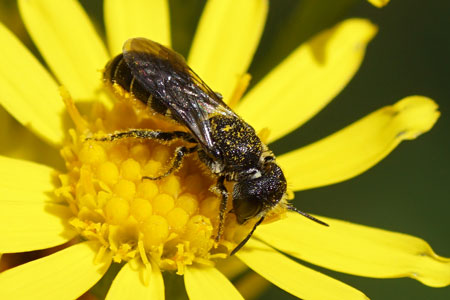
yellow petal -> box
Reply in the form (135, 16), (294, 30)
(0, 156), (76, 252)
(279, 96), (439, 191)
(0, 241), (111, 299)
(0, 22), (65, 145)
(237, 18), (377, 143)
(185, 266), (244, 300)
(0, 108), (62, 166)
(256, 212), (450, 287)
(188, 0), (267, 102)
(237, 239), (368, 300)
(0, 155), (58, 203)
(106, 260), (164, 300)
(18, 0), (109, 100)
(368, 0), (390, 8)
(104, 0), (171, 56)
(0, 202), (76, 253)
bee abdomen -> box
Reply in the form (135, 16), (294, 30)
(104, 54), (168, 115)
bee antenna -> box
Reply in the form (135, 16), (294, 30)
(286, 205), (329, 227)
(230, 216), (265, 256)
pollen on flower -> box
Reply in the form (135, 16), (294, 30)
(57, 94), (268, 275)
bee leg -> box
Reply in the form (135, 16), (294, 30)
(215, 176), (229, 242)
(143, 145), (198, 180)
(88, 129), (196, 143)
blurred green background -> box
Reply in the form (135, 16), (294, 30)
(0, 0), (448, 299)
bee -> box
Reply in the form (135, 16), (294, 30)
(101, 38), (328, 255)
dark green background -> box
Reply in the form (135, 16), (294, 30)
(0, 0), (448, 299)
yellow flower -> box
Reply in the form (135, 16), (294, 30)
(0, 0), (448, 300)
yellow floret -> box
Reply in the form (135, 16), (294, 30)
(176, 193), (199, 216)
(137, 180), (159, 200)
(160, 175), (181, 198)
(108, 144), (129, 164)
(141, 215), (169, 247)
(105, 197), (130, 224)
(152, 193), (175, 215)
(167, 207), (190, 231)
(130, 144), (151, 162)
(152, 144), (171, 163)
(114, 179), (136, 199)
(131, 198), (152, 222)
(97, 161), (119, 185)
(121, 158), (142, 181)
(200, 196), (221, 221)
(143, 160), (162, 177)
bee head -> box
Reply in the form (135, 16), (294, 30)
(232, 159), (287, 224)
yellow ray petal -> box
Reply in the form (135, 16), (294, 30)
(278, 96), (439, 191)
(18, 0), (109, 101)
(237, 19), (377, 143)
(256, 212), (450, 287)
(0, 22), (65, 145)
(0, 241), (111, 299)
(185, 266), (244, 300)
(0, 108), (62, 167)
(188, 0), (267, 102)
(0, 155), (59, 203)
(104, 0), (171, 56)
(237, 239), (368, 300)
(0, 201), (76, 253)
(0, 157), (76, 252)
(106, 260), (164, 300)
(368, 0), (390, 8)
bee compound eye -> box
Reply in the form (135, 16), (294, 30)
(233, 198), (262, 224)
(232, 181), (263, 224)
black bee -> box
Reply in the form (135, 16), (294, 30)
(101, 38), (327, 255)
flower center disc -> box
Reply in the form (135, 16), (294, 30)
(57, 97), (256, 274)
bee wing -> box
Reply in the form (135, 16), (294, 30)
(122, 38), (237, 154)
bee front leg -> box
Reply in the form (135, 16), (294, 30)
(88, 129), (196, 143)
(214, 176), (229, 242)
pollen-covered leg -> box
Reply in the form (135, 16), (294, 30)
(214, 176), (229, 242)
(89, 129), (196, 143)
(143, 145), (198, 180)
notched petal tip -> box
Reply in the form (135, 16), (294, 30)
(408, 245), (450, 287)
(278, 95), (440, 191)
(392, 96), (440, 140)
